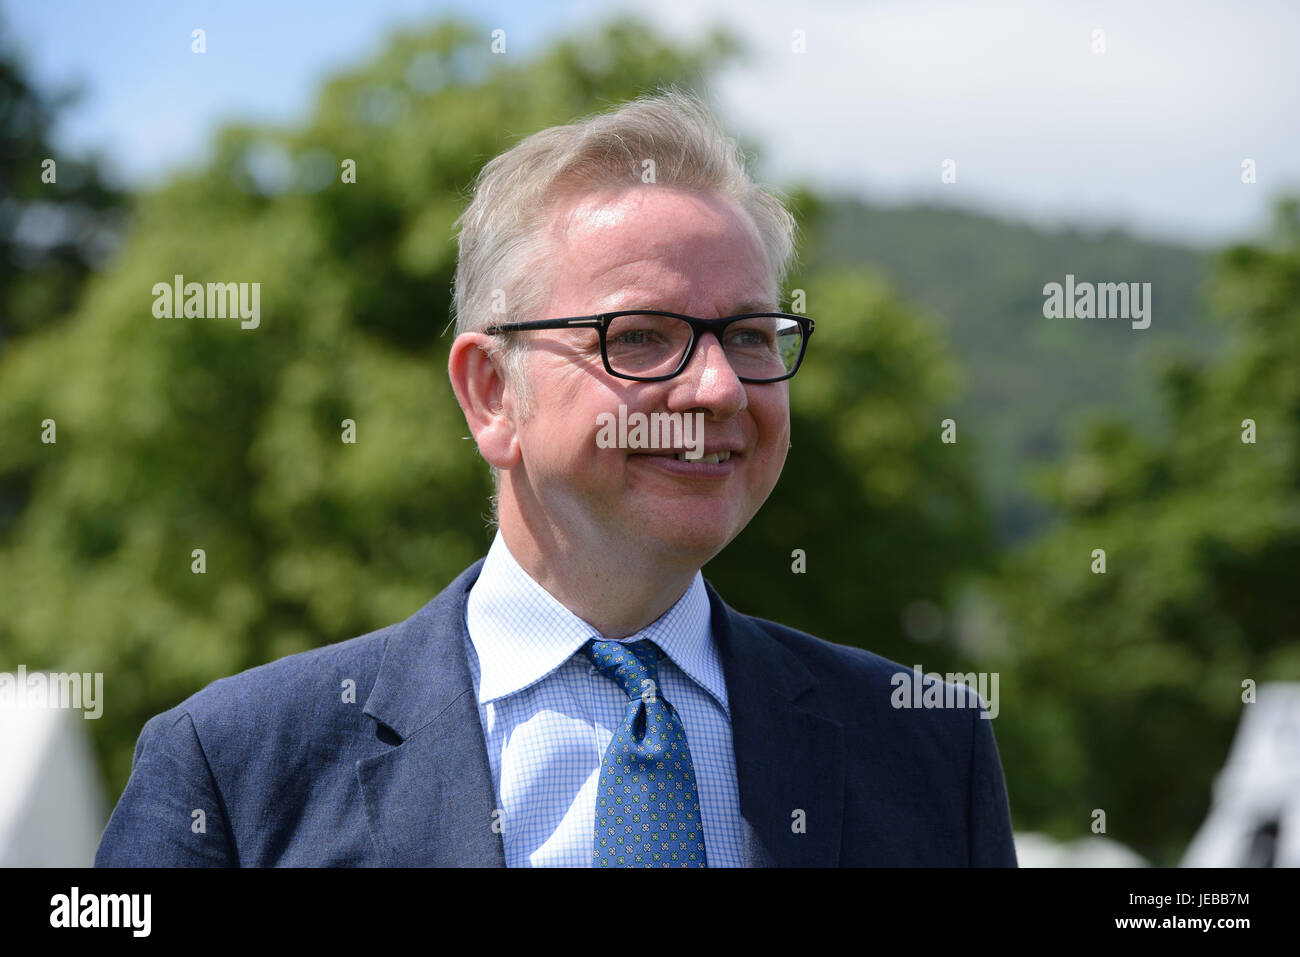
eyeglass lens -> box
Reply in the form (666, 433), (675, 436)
(604, 314), (804, 379)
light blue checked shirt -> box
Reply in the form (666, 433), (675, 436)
(463, 532), (744, 867)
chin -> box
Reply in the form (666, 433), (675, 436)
(634, 515), (737, 561)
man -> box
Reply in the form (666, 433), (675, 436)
(96, 91), (1016, 867)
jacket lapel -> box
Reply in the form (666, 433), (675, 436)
(357, 561), (506, 867)
(707, 581), (845, 867)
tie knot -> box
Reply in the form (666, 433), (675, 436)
(582, 639), (660, 700)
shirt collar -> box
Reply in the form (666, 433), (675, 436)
(465, 532), (728, 715)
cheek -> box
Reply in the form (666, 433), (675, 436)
(755, 398), (791, 449)
(752, 409), (791, 483)
(522, 364), (609, 453)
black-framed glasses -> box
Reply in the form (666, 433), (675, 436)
(484, 310), (815, 383)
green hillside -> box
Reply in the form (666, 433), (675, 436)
(801, 197), (1218, 540)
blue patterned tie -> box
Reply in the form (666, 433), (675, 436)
(581, 638), (709, 867)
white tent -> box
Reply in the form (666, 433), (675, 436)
(1182, 681), (1300, 867)
(1014, 832), (1148, 867)
(0, 689), (107, 867)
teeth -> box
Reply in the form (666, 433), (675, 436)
(674, 450), (731, 464)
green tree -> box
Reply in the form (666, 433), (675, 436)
(986, 199), (1300, 864)
(0, 27), (123, 345)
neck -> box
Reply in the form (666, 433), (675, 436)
(497, 500), (699, 639)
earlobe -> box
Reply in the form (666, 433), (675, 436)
(448, 334), (521, 469)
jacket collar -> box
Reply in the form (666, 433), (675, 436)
(361, 560), (485, 741)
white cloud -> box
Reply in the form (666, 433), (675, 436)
(597, 0), (1300, 242)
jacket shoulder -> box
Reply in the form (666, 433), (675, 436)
(727, 608), (991, 740)
(736, 611), (925, 697)
(176, 623), (397, 743)
(728, 608), (1016, 867)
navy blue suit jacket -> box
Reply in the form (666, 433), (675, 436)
(95, 561), (1017, 866)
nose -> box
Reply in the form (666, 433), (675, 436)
(669, 330), (747, 419)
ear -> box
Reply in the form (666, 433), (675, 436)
(448, 333), (522, 470)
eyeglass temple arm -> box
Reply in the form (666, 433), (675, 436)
(485, 317), (605, 333)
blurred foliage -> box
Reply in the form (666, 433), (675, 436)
(0, 17), (987, 803)
(986, 199), (1300, 864)
(0, 26), (123, 345)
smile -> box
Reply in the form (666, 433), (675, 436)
(674, 450), (730, 464)
(631, 450), (740, 478)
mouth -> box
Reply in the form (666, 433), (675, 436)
(630, 448), (741, 478)
(672, 450), (731, 464)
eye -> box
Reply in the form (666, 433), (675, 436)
(725, 323), (775, 349)
(612, 329), (654, 345)
(608, 316), (677, 346)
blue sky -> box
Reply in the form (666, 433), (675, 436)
(3, 0), (567, 180)
(7, 0), (1300, 245)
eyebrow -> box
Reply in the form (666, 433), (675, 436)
(731, 300), (779, 314)
(601, 299), (779, 315)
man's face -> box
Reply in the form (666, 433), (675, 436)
(503, 184), (790, 568)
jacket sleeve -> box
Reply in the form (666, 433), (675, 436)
(95, 709), (237, 867)
(967, 706), (1018, 867)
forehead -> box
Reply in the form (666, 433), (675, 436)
(541, 184), (776, 313)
